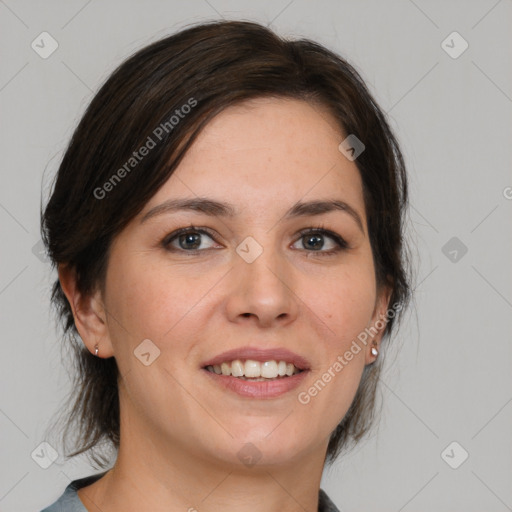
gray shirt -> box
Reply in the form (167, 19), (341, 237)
(40, 472), (340, 512)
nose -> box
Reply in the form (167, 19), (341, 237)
(224, 239), (299, 328)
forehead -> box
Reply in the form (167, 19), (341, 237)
(146, 97), (366, 221)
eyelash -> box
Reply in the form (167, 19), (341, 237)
(162, 224), (348, 256)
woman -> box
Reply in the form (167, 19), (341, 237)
(40, 20), (410, 512)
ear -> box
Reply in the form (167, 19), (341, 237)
(364, 284), (393, 365)
(58, 263), (114, 358)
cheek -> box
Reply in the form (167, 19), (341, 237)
(305, 263), (375, 398)
(318, 264), (377, 344)
(105, 254), (223, 349)
(298, 268), (375, 435)
(104, 256), (181, 343)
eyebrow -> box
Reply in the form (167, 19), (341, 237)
(140, 197), (364, 232)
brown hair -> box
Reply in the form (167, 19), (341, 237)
(41, 19), (410, 469)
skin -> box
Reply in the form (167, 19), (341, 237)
(59, 97), (391, 512)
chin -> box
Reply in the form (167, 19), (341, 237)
(228, 432), (311, 467)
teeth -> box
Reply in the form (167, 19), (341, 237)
(261, 361), (278, 378)
(206, 359), (302, 379)
(245, 360), (260, 378)
(231, 360), (244, 377)
(221, 362), (231, 376)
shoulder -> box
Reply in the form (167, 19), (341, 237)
(39, 472), (108, 512)
(40, 474), (337, 512)
(319, 488), (340, 512)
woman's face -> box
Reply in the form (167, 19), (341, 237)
(96, 97), (389, 468)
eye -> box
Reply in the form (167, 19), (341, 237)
(162, 225), (348, 256)
(292, 227), (348, 256)
(162, 226), (219, 252)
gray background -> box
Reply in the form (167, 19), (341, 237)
(1, 0), (511, 510)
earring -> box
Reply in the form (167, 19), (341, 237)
(371, 346), (378, 357)
(94, 344), (99, 357)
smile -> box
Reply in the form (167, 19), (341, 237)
(205, 359), (302, 379)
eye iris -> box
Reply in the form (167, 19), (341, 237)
(304, 234), (323, 250)
(179, 233), (201, 250)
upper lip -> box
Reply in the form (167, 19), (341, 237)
(201, 347), (311, 371)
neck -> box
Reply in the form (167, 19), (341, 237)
(78, 411), (328, 512)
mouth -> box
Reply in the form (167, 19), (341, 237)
(200, 347), (311, 398)
(203, 359), (303, 380)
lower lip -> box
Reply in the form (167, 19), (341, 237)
(201, 368), (309, 398)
